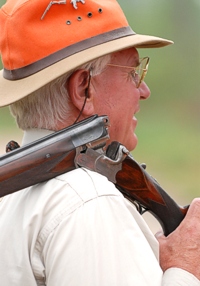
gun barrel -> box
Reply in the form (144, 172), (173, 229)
(0, 115), (109, 197)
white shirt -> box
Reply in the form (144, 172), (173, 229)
(0, 129), (199, 286)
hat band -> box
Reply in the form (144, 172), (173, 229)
(3, 26), (135, 81)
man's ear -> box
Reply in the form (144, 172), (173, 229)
(67, 69), (95, 116)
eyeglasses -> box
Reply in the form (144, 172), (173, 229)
(107, 57), (150, 88)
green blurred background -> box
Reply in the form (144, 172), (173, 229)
(0, 0), (199, 206)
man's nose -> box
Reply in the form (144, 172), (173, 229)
(139, 82), (151, 100)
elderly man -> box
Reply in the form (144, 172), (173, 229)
(0, 0), (200, 285)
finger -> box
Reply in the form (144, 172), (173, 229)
(184, 198), (200, 221)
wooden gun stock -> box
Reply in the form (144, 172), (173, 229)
(76, 141), (189, 236)
(115, 153), (188, 236)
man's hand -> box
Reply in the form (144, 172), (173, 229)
(156, 198), (200, 280)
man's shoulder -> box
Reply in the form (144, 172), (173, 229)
(55, 167), (121, 201)
(4, 167), (121, 215)
(21, 167), (122, 217)
(0, 168), (123, 241)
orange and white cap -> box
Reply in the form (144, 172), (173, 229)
(0, 0), (173, 106)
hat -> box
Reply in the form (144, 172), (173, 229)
(0, 0), (173, 107)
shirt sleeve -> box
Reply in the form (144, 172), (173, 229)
(163, 268), (200, 285)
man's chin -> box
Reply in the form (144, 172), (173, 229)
(124, 134), (138, 152)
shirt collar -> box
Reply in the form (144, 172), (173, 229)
(22, 129), (55, 146)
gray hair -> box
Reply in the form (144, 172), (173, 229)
(10, 54), (111, 130)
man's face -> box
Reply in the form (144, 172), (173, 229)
(91, 48), (150, 151)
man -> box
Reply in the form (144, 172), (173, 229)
(0, 0), (200, 285)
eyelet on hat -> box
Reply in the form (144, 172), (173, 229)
(98, 8), (103, 13)
(87, 12), (92, 17)
(66, 20), (71, 25)
(77, 16), (82, 21)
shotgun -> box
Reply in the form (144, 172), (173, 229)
(0, 115), (188, 235)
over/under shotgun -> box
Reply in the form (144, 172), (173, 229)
(0, 115), (188, 235)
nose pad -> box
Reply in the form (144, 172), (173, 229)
(134, 73), (140, 88)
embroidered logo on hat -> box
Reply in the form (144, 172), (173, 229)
(41, 0), (85, 20)
(71, 0), (85, 9)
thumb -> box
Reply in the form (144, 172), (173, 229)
(155, 230), (165, 241)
